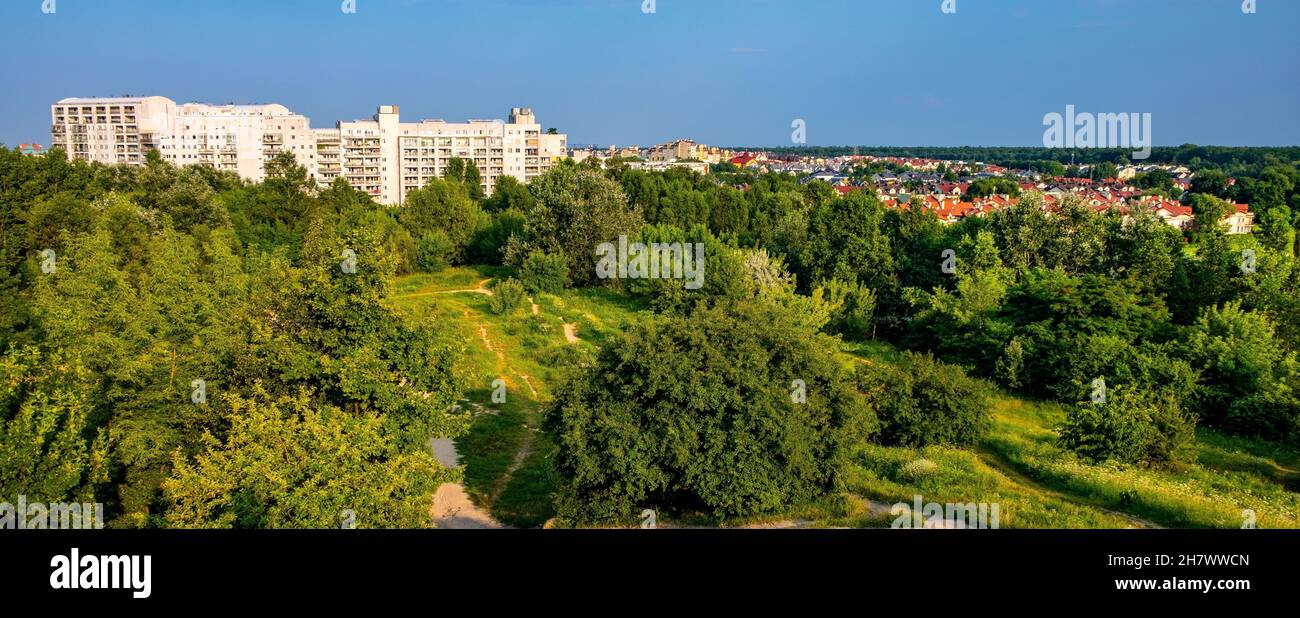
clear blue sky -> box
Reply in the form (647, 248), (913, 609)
(2, 0), (1297, 147)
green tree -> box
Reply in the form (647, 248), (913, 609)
(0, 346), (108, 504)
(399, 177), (487, 262)
(545, 300), (876, 524)
(855, 352), (991, 447)
(162, 388), (453, 529)
(519, 251), (570, 294)
(1060, 387), (1195, 467)
(1183, 301), (1298, 438)
(513, 164), (643, 285)
(482, 175), (535, 214)
(463, 160), (485, 201)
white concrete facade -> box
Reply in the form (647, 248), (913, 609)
(51, 97), (567, 204)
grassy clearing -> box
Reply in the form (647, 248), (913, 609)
(390, 267), (643, 527)
(841, 341), (1300, 529)
(391, 269), (1299, 529)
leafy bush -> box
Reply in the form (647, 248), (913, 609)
(489, 278), (528, 315)
(1225, 387), (1300, 444)
(1183, 301), (1299, 440)
(899, 458), (939, 482)
(466, 208), (524, 265)
(519, 251), (570, 295)
(1059, 387), (1196, 467)
(416, 230), (454, 272)
(821, 277), (876, 340)
(545, 300), (877, 524)
(856, 352), (990, 447)
(398, 177), (488, 261)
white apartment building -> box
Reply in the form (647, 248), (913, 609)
(334, 105), (566, 203)
(162, 103), (318, 181)
(51, 96), (176, 166)
(51, 97), (567, 204)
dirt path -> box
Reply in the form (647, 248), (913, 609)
(428, 437), (507, 529)
(395, 278), (494, 300)
(516, 374), (539, 398)
(414, 278), (574, 527)
(975, 447), (1162, 529)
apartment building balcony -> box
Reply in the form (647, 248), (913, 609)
(263, 134), (284, 145)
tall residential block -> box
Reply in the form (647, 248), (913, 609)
(50, 96), (567, 204)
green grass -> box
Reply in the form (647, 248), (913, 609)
(391, 267), (1300, 529)
(390, 267), (644, 527)
(839, 341), (1300, 529)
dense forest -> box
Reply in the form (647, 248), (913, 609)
(2, 144), (1299, 527)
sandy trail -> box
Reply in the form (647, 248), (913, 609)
(428, 437), (507, 529)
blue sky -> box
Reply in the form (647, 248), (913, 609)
(2, 0), (1297, 147)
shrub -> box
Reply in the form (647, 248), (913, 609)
(856, 352), (990, 447)
(489, 278), (528, 315)
(544, 300), (877, 524)
(821, 277), (876, 340)
(1225, 387), (1300, 444)
(899, 458), (939, 482)
(1183, 301), (1298, 439)
(1059, 387), (1196, 467)
(519, 251), (570, 295)
(466, 208), (524, 265)
(416, 230), (454, 272)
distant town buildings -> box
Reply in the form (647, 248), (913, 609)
(645, 139), (730, 164)
(18, 143), (47, 156)
(789, 154), (1254, 234)
(50, 96), (566, 204)
(567, 139), (727, 175)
